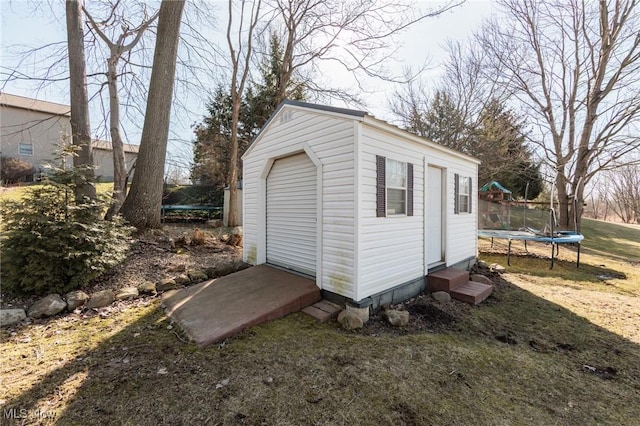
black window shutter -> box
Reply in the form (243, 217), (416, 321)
(454, 173), (460, 214)
(468, 177), (472, 214)
(407, 163), (414, 216)
(376, 155), (386, 217)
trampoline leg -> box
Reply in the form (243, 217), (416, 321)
(550, 244), (555, 269)
(577, 244), (581, 268)
(508, 240), (512, 266)
(524, 240), (529, 253)
(491, 237), (494, 248)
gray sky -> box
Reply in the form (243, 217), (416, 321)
(1, 0), (494, 173)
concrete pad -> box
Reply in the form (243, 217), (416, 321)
(162, 265), (321, 347)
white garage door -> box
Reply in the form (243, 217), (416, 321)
(266, 153), (317, 276)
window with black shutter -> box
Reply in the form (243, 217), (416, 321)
(376, 156), (413, 217)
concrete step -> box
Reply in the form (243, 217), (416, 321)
(427, 268), (469, 292)
(302, 300), (342, 322)
(450, 281), (493, 305)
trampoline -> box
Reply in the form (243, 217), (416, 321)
(478, 180), (585, 269)
(478, 229), (584, 268)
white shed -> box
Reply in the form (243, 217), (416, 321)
(242, 101), (480, 309)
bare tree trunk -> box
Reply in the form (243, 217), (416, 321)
(104, 57), (127, 219)
(66, 0), (96, 201)
(120, 0), (185, 229)
(227, 101), (240, 227)
(226, 0), (262, 228)
(83, 5), (158, 220)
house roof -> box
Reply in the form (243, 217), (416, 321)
(243, 100), (480, 164)
(0, 92), (71, 117)
(92, 139), (140, 154)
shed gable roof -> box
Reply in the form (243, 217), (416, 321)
(242, 100), (479, 164)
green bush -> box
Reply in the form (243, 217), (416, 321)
(0, 153), (132, 295)
(1, 156), (36, 184)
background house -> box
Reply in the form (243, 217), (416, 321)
(1, 92), (137, 182)
(1, 93), (70, 178)
(92, 140), (138, 182)
(242, 100), (480, 309)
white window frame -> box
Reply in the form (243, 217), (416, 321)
(386, 158), (407, 216)
(19, 142), (34, 156)
(458, 176), (471, 214)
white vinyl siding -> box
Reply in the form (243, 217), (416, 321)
(243, 108), (356, 298)
(446, 164), (478, 265)
(266, 153), (317, 276)
(358, 126), (425, 298)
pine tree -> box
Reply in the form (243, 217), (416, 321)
(191, 34), (306, 188)
(472, 99), (542, 199)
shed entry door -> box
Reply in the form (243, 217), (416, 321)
(266, 153), (317, 277)
(427, 166), (445, 266)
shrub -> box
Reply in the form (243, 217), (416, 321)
(0, 151), (133, 295)
(1, 157), (36, 184)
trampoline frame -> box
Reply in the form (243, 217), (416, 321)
(478, 229), (584, 269)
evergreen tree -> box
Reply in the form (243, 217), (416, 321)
(1, 146), (132, 295)
(191, 34), (306, 187)
(420, 91), (468, 153)
(472, 99), (542, 199)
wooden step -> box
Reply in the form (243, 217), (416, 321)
(450, 281), (493, 305)
(302, 300), (342, 322)
(427, 268), (469, 292)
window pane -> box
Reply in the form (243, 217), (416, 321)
(387, 188), (406, 215)
(460, 177), (470, 196)
(386, 159), (406, 188)
(19, 143), (33, 155)
(459, 195), (469, 213)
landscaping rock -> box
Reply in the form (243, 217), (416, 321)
(227, 234), (243, 247)
(28, 294), (67, 318)
(138, 281), (157, 295)
(115, 287), (139, 301)
(431, 291), (452, 302)
(382, 309), (410, 327)
(231, 226), (243, 236)
(489, 263), (506, 273)
(188, 270), (209, 283)
(471, 274), (493, 285)
(167, 264), (187, 273)
(192, 228), (206, 246)
(175, 234), (191, 247)
(345, 304), (369, 323)
(220, 234), (231, 243)
(206, 261), (249, 279)
(174, 274), (190, 285)
(477, 260), (489, 269)
(157, 278), (178, 292)
(337, 309), (364, 330)
(87, 290), (115, 309)
(66, 290), (90, 310)
(0, 309), (26, 326)
(206, 219), (223, 228)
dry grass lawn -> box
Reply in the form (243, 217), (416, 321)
(1, 219), (639, 425)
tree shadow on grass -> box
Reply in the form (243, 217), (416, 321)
(2, 279), (640, 425)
